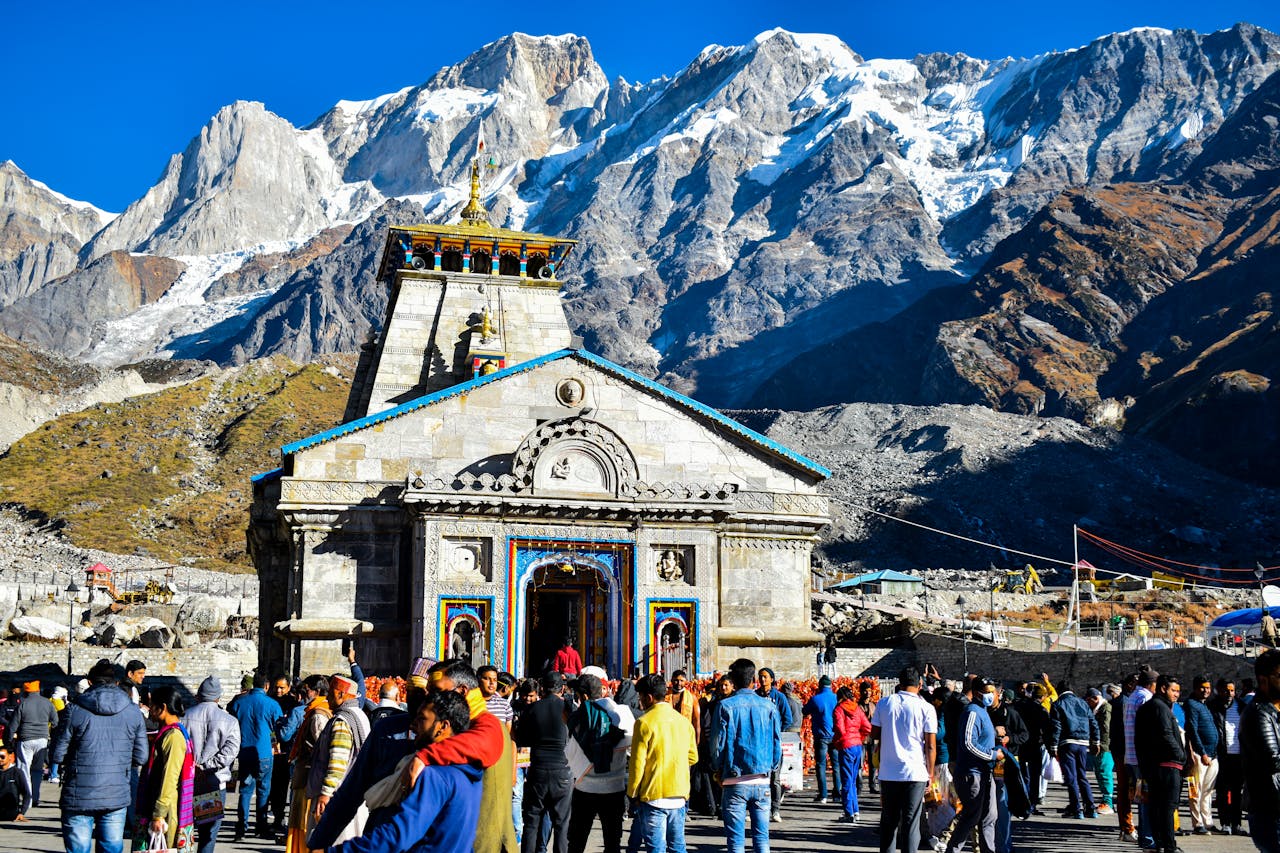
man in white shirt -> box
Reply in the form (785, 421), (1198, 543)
(870, 666), (938, 853)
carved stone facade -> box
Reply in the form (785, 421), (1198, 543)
(250, 213), (830, 678)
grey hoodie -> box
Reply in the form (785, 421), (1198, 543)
(51, 684), (148, 812)
(184, 697), (241, 786)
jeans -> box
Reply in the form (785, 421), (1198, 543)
(879, 780), (926, 853)
(1250, 811), (1280, 853)
(948, 768), (996, 853)
(237, 749), (273, 832)
(521, 765), (572, 853)
(721, 783), (770, 853)
(62, 807), (127, 853)
(1057, 744), (1095, 814)
(627, 802), (688, 853)
(568, 789), (624, 853)
(995, 778), (1011, 853)
(1089, 750), (1115, 807)
(513, 766), (526, 842)
(839, 746), (862, 816)
(196, 788), (225, 853)
(17, 737), (48, 811)
(812, 737), (842, 799)
(1126, 763), (1154, 848)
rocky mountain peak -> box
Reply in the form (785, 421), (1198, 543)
(427, 33), (606, 104)
(81, 100), (382, 261)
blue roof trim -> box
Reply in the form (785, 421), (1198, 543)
(570, 351), (831, 479)
(279, 348), (829, 479)
(280, 349), (575, 456)
(251, 467), (284, 484)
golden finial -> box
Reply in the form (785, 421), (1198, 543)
(460, 160), (488, 226)
(480, 306), (496, 339)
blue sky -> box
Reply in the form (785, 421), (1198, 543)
(4, 0), (1278, 212)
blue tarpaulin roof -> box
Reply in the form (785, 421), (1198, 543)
(1209, 606), (1280, 629)
(831, 570), (923, 589)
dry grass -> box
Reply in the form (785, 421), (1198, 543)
(0, 356), (354, 571)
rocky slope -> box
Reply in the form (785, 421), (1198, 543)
(755, 65), (1280, 484)
(738, 402), (1280, 575)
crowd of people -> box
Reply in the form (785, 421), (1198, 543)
(4, 647), (1280, 853)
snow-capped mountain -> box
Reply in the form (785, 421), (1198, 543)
(2, 25), (1279, 408)
(0, 160), (116, 308)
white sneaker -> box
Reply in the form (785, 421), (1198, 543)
(771, 813), (782, 823)
(820, 797), (830, 804)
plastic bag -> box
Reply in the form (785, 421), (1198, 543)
(1041, 757), (1063, 784)
(927, 799), (957, 837)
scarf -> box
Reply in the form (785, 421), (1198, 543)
(567, 699), (622, 774)
(289, 696), (330, 761)
(137, 722), (195, 835)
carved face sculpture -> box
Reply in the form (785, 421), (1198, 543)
(556, 378), (585, 407)
(657, 549), (684, 581)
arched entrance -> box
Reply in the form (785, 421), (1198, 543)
(510, 538), (633, 678)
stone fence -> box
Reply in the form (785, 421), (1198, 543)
(907, 632), (1256, 687)
(0, 642), (259, 700)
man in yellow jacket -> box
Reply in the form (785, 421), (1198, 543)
(627, 674), (699, 853)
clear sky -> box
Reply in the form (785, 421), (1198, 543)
(4, 0), (1278, 212)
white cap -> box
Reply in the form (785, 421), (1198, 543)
(580, 665), (608, 680)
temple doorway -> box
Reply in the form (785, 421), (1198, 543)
(524, 562), (610, 676)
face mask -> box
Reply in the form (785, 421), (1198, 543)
(981, 692), (995, 708)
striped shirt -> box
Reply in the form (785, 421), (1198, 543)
(486, 693), (514, 724)
(1123, 686), (1152, 767)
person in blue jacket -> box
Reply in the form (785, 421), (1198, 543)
(947, 677), (998, 853)
(231, 672), (283, 841)
(51, 660), (149, 853)
(318, 689), (482, 853)
(756, 668), (793, 821)
(711, 659), (781, 853)
(803, 675), (841, 802)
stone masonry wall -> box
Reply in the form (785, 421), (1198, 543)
(908, 633), (1256, 687)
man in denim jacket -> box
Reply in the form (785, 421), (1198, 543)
(711, 659), (781, 853)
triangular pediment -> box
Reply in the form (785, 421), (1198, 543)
(279, 349), (828, 484)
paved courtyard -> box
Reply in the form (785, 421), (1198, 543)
(0, 778), (1258, 853)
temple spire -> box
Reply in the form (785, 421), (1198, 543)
(460, 159), (489, 226)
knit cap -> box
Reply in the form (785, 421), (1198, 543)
(198, 676), (222, 702)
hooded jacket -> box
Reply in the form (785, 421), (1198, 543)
(833, 699), (872, 750)
(184, 698), (241, 785)
(50, 684), (148, 812)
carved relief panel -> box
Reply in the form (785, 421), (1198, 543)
(440, 537), (491, 582)
(651, 545), (694, 584)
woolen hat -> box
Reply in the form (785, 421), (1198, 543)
(197, 676), (222, 702)
(818, 675), (832, 686)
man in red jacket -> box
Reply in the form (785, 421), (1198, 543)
(551, 638), (583, 677)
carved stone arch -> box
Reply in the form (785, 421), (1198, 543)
(512, 418), (639, 498)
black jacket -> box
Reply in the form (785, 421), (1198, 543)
(1241, 698), (1280, 812)
(990, 703), (1030, 753)
(513, 694), (569, 770)
(1013, 697), (1049, 755)
(1134, 695), (1186, 779)
(1108, 695), (1127, 757)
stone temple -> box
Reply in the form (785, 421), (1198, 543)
(250, 166), (831, 679)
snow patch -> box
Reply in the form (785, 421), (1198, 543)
(84, 242), (301, 367)
(334, 86), (413, 116)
